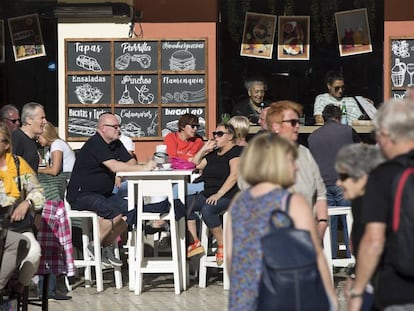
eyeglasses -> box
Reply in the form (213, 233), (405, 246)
(281, 119), (300, 127)
(338, 173), (351, 182)
(188, 124), (199, 129)
(334, 86), (345, 92)
(104, 124), (120, 130)
(213, 131), (228, 137)
(6, 118), (20, 124)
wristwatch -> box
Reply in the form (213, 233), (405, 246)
(349, 288), (363, 299)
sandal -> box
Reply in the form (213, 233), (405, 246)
(216, 245), (224, 266)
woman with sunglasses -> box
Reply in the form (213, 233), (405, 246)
(163, 113), (204, 162)
(335, 144), (384, 311)
(267, 100), (329, 240)
(188, 123), (242, 264)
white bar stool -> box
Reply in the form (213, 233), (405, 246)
(128, 179), (185, 295)
(64, 198), (123, 291)
(198, 212), (230, 290)
(323, 206), (355, 281)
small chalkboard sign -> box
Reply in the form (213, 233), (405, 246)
(67, 75), (111, 105)
(114, 74), (158, 105)
(114, 41), (158, 71)
(161, 40), (206, 71)
(391, 89), (407, 100)
(67, 41), (111, 72)
(390, 38), (414, 89)
(114, 107), (159, 138)
(161, 74), (206, 104)
(67, 107), (110, 138)
(161, 107), (206, 137)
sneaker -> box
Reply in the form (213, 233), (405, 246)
(86, 244), (113, 269)
(102, 246), (123, 267)
(187, 240), (205, 258)
(48, 292), (72, 301)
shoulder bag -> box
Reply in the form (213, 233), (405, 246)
(256, 193), (330, 311)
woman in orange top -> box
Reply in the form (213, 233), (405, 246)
(164, 113), (204, 162)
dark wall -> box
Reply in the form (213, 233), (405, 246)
(0, 1), (58, 124)
(218, 0), (385, 124)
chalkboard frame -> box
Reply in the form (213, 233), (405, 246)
(389, 37), (414, 99)
(65, 38), (208, 141)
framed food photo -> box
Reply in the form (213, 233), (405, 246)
(277, 16), (310, 60)
(0, 20), (4, 63)
(8, 13), (46, 62)
(240, 12), (277, 59)
(335, 8), (372, 57)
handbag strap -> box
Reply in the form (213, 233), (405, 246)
(12, 154), (22, 193)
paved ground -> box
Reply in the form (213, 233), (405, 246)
(31, 270), (347, 311)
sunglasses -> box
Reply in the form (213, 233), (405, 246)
(338, 173), (351, 181)
(281, 119), (300, 127)
(188, 124), (199, 129)
(334, 86), (345, 92)
(6, 118), (20, 124)
(104, 124), (120, 130)
(213, 131), (228, 137)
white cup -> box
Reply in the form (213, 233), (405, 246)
(162, 163), (172, 170)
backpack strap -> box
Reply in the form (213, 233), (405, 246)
(281, 192), (292, 214)
(12, 154), (22, 192)
(393, 167), (414, 231)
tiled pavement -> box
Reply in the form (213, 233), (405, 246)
(40, 270), (347, 311)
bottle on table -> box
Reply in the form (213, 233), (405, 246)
(341, 103), (348, 125)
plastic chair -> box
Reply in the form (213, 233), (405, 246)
(323, 206), (355, 281)
(127, 179), (185, 295)
(198, 212), (230, 290)
(64, 198), (122, 292)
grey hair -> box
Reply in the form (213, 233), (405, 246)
(0, 104), (19, 119)
(244, 79), (267, 91)
(373, 99), (414, 143)
(21, 102), (44, 125)
(335, 144), (385, 179)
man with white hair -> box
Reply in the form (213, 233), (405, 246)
(348, 99), (414, 310)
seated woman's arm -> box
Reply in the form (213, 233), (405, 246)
(205, 157), (240, 205)
(192, 138), (216, 166)
(11, 172), (45, 222)
(38, 150), (63, 176)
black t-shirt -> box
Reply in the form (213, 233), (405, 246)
(362, 150), (414, 307)
(12, 128), (39, 172)
(350, 196), (364, 258)
(202, 145), (243, 199)
(67, 133), (132, 202)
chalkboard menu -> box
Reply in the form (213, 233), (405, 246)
(65, 38), (208, 141)
(390, 37), (414, 99)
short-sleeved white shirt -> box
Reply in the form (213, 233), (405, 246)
(313, 93), (362, 125)
(50, 139), (76, 172)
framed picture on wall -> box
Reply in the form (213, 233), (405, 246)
(0, 20), (4, 63)
(277, 16), (310, 60)
(8, 13), (46, 62)
(335, 8), (372, 57)
(240, 12), (277, 59)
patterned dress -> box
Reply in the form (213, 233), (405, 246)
(229, 187), (289, 311)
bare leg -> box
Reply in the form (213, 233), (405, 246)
(187, 219), (199, 243)
(99, 215), (128, 247)
(210, 226), (223, 246)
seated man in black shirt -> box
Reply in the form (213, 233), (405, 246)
(231, 77), (268, 124)
(67, 112), (156, 266)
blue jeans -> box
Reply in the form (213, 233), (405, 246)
(326, 185), (351, 258)
(189, 193), (230, 228)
